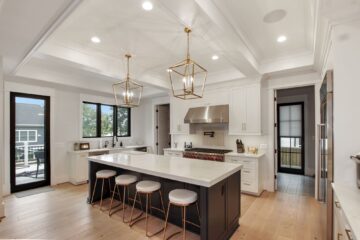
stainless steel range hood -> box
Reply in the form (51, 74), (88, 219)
(184, 105), (229, 124)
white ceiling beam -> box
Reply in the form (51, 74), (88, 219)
(26, 52), (171, 91)
(193, 0), (260, 76)
(11, 0), (83, 75)
(156, 0), (260, 77)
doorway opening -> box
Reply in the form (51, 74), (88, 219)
(155, 104), (170, 155)
(10, 92), (51, 193)
(275, 86), (315, 197)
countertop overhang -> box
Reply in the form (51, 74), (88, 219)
(88, 152), (242, 187)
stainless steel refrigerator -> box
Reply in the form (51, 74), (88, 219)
(318, 70), (334, 240)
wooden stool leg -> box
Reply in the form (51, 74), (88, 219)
(129, 191), (138, 224)
(122, 185), (127, 222)
(90, 178), (98, 205)
(145, 193), (149, 236)
(163, 202), (171, 240)
(99, 179), (105, 211)
(159, 190), (166, 218)
(183, 206), (186, 240)
(108, 184), (118, 216)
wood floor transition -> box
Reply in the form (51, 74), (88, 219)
(0, 183), (325, 239)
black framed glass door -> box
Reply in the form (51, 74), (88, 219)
(10, 92), (51, 193)
(277, 102), (305, 175)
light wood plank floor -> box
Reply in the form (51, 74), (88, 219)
(0, 183), (325, 239)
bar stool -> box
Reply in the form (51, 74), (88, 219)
(90, 169), (117, 211)
(109, 174), (138, 222)
(129, 180), (166, 237)
(163, 189), (201, 240)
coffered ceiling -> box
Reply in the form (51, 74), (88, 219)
(0, 0), (331, 97)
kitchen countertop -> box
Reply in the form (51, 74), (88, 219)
(332, 183), (360, 239)
(88, 151), (242, 187)
(68, 145), (148, 154)
(225, 152), (265, 158)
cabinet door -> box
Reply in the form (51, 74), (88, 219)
(208, 179), (227, 240)
(229, 88), (246, 135)
(244, 85), (261, 134)
(170, 97), (189, 134)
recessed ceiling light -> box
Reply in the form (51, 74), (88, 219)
(91, 36), (101, 43)
(142, 1), (153, 11)
(277, 35), (287, 43)
(212, 55), (219, 60)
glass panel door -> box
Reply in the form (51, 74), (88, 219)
(10, 92), (50, 192)
(277, 102), (304, 175)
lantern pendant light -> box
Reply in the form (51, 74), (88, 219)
(113, 54), (143, 107)
(168, 27), (207, 100)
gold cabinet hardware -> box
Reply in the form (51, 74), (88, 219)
(345, 229), (353, 240)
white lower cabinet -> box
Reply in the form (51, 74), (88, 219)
(333, 193), (356, 240)
(163, 149), (183, 157)
(68, 150), (110, 185)
(68, 152), (89, 185)
(225, 154), (264, 196)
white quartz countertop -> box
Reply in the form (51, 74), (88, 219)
(88, 152), (242, 187)
(332, 183), (360, 239)
(163, 148), (185, 152)
(69, 145), (148, 154)
(225, 152), (265, 158)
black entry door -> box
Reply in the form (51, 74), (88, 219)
(10, 92), (51, 193)
(277, 102), (305, 175)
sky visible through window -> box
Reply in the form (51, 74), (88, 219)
(16, 97), (44, 107)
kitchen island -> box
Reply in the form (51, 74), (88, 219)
(88, 151), (242, 240)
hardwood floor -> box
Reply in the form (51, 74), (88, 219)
(277, 173), (315, 197)
(0, 183), (325, 240)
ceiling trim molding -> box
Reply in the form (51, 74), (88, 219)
(11, 0), (83, 75)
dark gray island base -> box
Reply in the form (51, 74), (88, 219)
(87, 160), (241, 240)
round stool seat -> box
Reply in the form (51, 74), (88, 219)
(115, 174), (137, 185)
(136, 180), (161, 193)
(169, 189), (197, 205)
(96, 170), (117, 179)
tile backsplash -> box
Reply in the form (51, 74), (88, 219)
(172, 129), (268, 153)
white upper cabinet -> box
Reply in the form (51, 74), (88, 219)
(229, 84), (261, 135)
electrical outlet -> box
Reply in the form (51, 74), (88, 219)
(259, 144), (268, 149)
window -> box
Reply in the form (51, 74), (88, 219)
(82, 103), (98, 137)
(117, 107), (130, 137)
(15, 130), (38, 143)
(101, 105), (114, 137)
(82, 102), (131, 138)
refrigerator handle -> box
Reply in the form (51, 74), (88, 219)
(317, 124), (325, 201)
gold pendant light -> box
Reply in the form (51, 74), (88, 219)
(113, 54), (143, 107)
(168, 27), (207, 100)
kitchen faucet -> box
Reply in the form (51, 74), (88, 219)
(112, 135), (118, 148)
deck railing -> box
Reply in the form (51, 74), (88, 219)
(15, 143), (44, 165)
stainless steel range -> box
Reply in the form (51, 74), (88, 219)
(183, 148), (232, 162)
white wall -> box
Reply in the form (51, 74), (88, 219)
(2, 75), (151, 195)
(0, 57), (5, 217)
(332, 19), (360, 187)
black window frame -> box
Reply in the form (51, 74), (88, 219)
(116, 106), (131, 137)
(82, 101), (131, 138)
